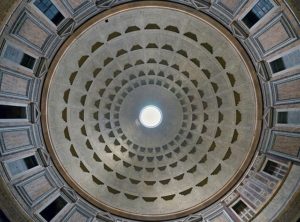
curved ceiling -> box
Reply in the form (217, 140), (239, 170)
(43, 5), (261, 220)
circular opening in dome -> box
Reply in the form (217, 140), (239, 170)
(139, 105), (162, 128)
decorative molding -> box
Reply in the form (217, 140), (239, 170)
(61, 186), (78, 203)
(243, 39), (261, 63)
(263, 107), (273, 128)
(94, 0), (117, 9)
(57, 18), (76, 38)
(190, 0), (210, 10)
(62, 0), (95, 17)
(210, 0), (247, 19)
(96, 211), (116, 222)
(230, 21), (248, 40)
(30, 102), (40, 124)
(33, 57), (48, 78)
(37, 148), (50, 167)
(256, 60), (270, 81)
(61, 204), (94, 222)
(184, 214), (203, 222)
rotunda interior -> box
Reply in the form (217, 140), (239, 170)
(0, 0), (299, 222)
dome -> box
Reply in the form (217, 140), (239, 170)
(43, 5), (261, 220)
(0, 1), (300, 222)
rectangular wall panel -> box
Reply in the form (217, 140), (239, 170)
(10, 10), (56, 53)
(250, 14), (297, 56)
(270, 73), (300, 105)
(257, 22), (289, 51)
(0, 126), (35, 155)
(277, 79), (300, 101)
(0, 68), (33, 100)
(267, 131), (300, 162)
(15, 170), (57, 207)
(273, 134), (300, 157)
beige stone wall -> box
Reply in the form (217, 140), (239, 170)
(0, 0), (21, 33)
(274, 188), (300, 222)
(0, 176), (31, 222)
(286, 0), (300, 22)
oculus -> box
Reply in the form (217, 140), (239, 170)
(139, 105), (163, 128)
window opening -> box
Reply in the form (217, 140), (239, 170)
(242, 0), (274, 28)
(278, 110), (300, 125)
(232, 200), (255, 222)
(7, 156), (38, 176)
(0, 105), (27, 119)
(40, 196), (67, 222)
(34, 0), (64, 25)
(3, 45), (35, 69)
(263, 160), (287, 179)
(270, 50), (300, 73)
